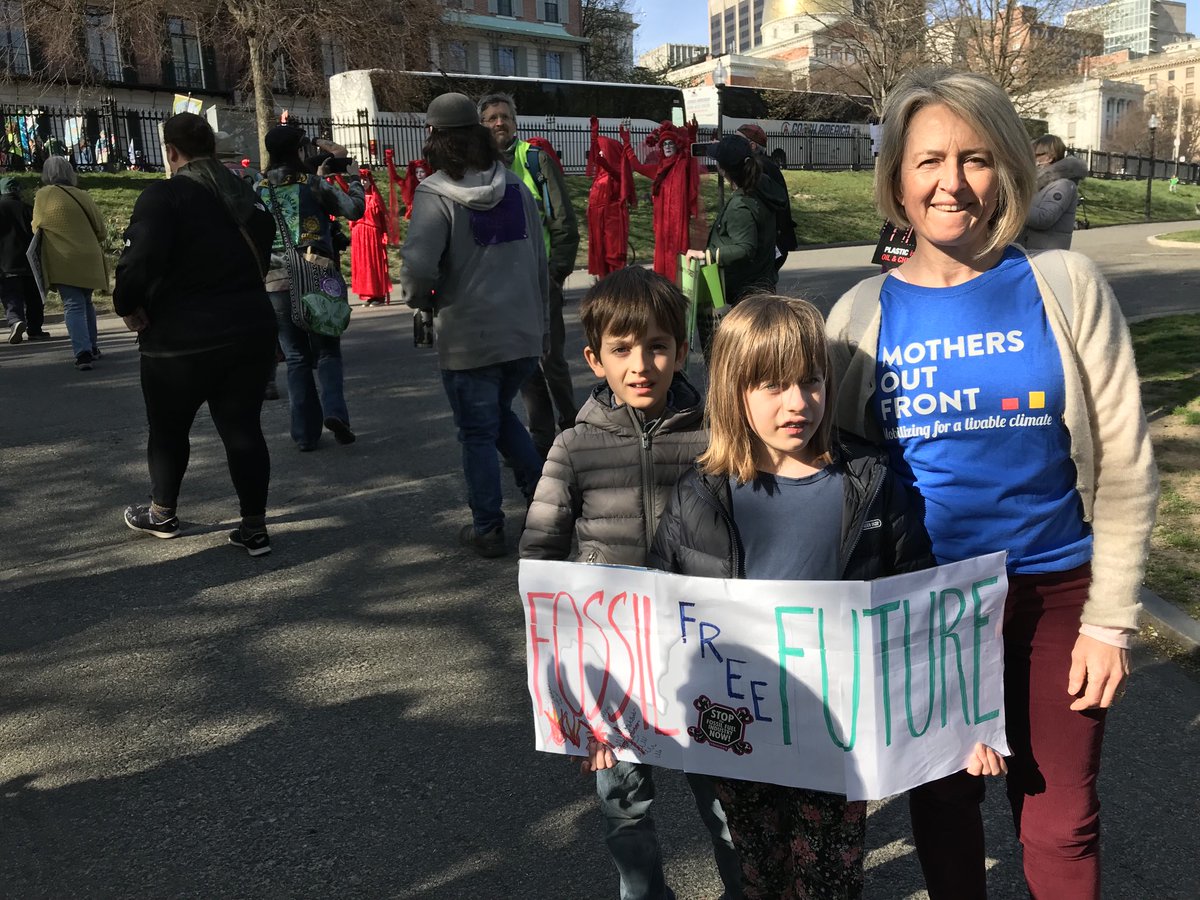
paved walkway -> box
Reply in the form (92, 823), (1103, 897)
(1, 222), (1197, 898)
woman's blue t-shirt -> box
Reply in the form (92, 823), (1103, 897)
(872, 248), (1092, 573)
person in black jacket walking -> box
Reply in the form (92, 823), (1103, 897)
(114, 113), (278, 556)
(633, 296), (944, 898)
(0, 176), (48, 343)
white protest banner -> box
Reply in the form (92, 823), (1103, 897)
(520, 553), (1009, 801)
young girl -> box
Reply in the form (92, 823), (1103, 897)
(593, 295), (1001, 898)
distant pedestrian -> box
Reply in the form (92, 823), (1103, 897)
(31, 157), (107, 370)
(114, 113), (278, 555)
(1021, 134), (1086, 251)
(0, 177), (49, 343)
(1169, 174), (1180, 193)
(259, 124), (365, 451)
(736, 122), (799, 270)
(400, 92), (548, 558)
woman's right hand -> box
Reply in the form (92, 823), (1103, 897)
(965, 742), (1007, 777)
(684, 249), (708, 261)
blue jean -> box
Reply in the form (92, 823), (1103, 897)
(440, 357), (544, 534)
(269, 291), (349, 447)
(597, 761), (743, 900)
(57, 284), (98, 358)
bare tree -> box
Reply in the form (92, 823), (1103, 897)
(581, 0), (638, 81)
(814, 0), (927, 118)
(20, 0), (453, 165)
(925, 0), (1101, 113)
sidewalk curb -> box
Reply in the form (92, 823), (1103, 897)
(1140, 586), (1200, 650)
(1147, 235), (1200, 249)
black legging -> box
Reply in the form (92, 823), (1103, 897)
(140, 337), (275, 516)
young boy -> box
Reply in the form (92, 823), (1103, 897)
(520, 266), (743, 900)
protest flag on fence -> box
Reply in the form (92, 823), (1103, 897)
(519, 552), (1010, 802)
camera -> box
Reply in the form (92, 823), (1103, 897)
(324, 155), (353, 174)
(413, 309), (435, 348)
(690, 141), (716, 158)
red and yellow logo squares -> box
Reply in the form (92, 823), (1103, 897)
(1001, 391), (1046, 412)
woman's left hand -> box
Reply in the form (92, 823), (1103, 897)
(684, 249), (707, 261)
(1067, 633), (1130, 710)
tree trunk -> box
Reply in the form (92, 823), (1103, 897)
(246, 33), (274, 169)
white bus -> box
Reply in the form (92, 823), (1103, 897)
(684, 85), (873, 170)
(329, 70), (688, 173)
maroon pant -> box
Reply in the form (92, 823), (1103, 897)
(908, 564), (1106, 899)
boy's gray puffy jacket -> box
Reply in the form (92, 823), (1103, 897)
(1022, 155), (1087, 251)
(520, 375), (707, 566)
(399, 162), (548, 371)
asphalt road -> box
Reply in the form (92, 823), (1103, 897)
(1, 223), (1197, 899)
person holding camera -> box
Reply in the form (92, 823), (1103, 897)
(400, 92), (549, 558)
(259, 124), (365, 451)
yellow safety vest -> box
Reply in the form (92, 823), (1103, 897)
(509, 139), (551, 256)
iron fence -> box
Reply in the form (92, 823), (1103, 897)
(1069, 146), (1200, 183)
(1, 101), (169, 172)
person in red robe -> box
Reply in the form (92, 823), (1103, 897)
(350, 168), (391, 306)
(586, 117), (636, 277)
(401, 159), (432, 220)
(622, 119), (701, 283)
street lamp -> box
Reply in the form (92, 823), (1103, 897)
(713, 58), (727, 208)
(1145, 113), (1160, 223)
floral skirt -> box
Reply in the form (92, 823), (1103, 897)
(715, 778), (867, 900)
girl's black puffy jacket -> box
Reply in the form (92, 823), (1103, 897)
(648, 435), (935, 580)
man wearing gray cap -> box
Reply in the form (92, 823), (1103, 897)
(399, 92), (549, 558)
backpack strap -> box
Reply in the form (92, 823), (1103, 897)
(1025, 249), (1074, 336)
(525, 145), (553, 219)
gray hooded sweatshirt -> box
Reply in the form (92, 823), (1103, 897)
(400, 162), (548, 371)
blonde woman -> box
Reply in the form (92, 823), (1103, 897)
(827, 69), (1156, 899)
(32, 157), (107, 370)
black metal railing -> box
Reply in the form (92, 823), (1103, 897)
(0, 101), (169, 172)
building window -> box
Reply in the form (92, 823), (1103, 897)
(1068, 102), (1077, 114)
(446, 41), (469, 73)
(0, 1), (30, 76)
(1188, 67), (1195, 78)
(1187, 82), (1195, 95)
(168, 18), (206, 89)
(495, 45), (516, 76)
(544, 50), (562, 78)
(544, 1), (560, 24)
(1168, 69), (1175, 80)
(497, 0), (513, 16)
(86, 8), (123, 81)
(322, 38), (347, 78)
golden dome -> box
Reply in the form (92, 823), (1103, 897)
(762, 0), (848, 23)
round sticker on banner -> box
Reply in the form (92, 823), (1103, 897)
(687, 695), (754, 755)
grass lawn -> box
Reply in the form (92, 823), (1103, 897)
(1156, 229), (1200, 242)
(1130, 314), (1200, 619)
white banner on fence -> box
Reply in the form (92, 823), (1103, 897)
(520, 553), (1009, 802)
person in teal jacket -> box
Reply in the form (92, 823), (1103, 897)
(687, 133), (788, 358)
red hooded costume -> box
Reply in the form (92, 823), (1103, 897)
(401, 159), (433, 220)
(350, 170), (392, 302)
(623, 120), (701, 283)
(586, 117), (636, 277)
